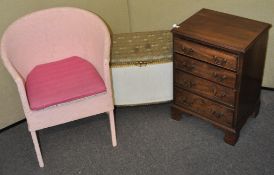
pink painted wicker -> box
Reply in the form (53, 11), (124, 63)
(0, 7), (117, 167)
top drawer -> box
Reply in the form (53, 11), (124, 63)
(174, 38), (238, 71)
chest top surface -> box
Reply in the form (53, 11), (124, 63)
(172, 9), (271, 53)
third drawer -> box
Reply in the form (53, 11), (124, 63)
(175, 70), (235, 107)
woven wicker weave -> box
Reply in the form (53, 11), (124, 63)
(111, 30), (172, 67)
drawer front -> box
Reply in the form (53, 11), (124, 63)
(175, 70), (235, 106)
(174, 38), (238, 71)
(174, 88), (234, 127)
(174, 53), (236, 88)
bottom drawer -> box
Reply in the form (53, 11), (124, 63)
(174, 88), (234, 127)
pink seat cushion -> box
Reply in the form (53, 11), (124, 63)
(26, 56), (106, 110)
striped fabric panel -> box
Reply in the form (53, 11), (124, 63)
(26, 56), (106, 110)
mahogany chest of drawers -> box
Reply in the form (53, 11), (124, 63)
(171, 9), (271, 145)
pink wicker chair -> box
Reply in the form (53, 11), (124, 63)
(0, 7), (117, 167)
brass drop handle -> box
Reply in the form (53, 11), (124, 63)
(210, 109), (224, 118)
(212, 72), (227, 83)
(212, 56), (227, 66)
(182, 61), (195, 71)
(220, 92), (227, 98)
(182, 80), (196, 89)
(220, 75), (227, 82)
(212, 72), (217, 78)
(197, 98), (206, 104)
(179, 97), (193, 107)
(212, 88), (227, 98)
(181, 45), (194, 55)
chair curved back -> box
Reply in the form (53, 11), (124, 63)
(1, 7), (110, 80)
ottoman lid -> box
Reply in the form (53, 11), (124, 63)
(111, 30), (172, 67)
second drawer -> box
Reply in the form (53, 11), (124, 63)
(175, 70), (235, 107)
(174, 53), (237, 88)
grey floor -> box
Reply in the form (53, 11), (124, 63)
(1, 90), (274, 175)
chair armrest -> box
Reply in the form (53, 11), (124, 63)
(103, 58), (112, 92)
(1, 57), (32, 114)
(13, 74), (32, 115)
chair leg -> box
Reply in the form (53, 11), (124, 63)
(30, 131), (44, 167)
(108, 110), (117, 147)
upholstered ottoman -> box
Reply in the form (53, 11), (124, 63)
(110, 30), (173, 105)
